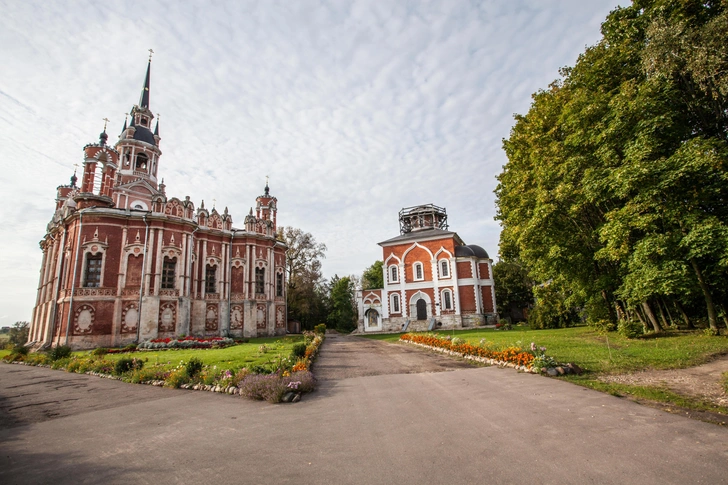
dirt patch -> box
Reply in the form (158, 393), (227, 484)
(598, 354), (728, 409)
(313, 333), (476, 381)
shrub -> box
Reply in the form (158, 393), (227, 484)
(239, 374), (288, 403)
(25, 353), (51, 366)
(618, 319), (644, 339)
(12, 345), (29, 356)
(291, 342), (307, 359)
(124, 343), (138, 351)
(164, 367), (191, 388)
(314, 323), (326, 335)
(114, 357), (144, 375)
(50, 357), (71, 369)
(92, 347), (108, 357)
(129, 365), (166, 384)
(185, 357), (203, 377)
(47, 345), (73, 361)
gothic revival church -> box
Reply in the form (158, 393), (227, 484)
(356, 204), (496, 333)
(28, 59), (287, 350)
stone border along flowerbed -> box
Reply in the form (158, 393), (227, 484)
(399, 333), (582, 375)
(2, 331), (326, 404)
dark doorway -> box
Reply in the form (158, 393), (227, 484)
(416, 299), (427, 320)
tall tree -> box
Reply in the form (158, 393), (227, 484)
(9, 321), (29, 346)
(278, 227), (329, 330)
(327, 275), (356, 332)
(361, 260), (384, 290)
(497, 0), (728, 332)
(493, 260), (534, 321)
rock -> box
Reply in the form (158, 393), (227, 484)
(282, 391), (296, 403)
(566, 363), (583, 375)
(292, 393), (301, 403)
(555, 366), (565, 375)
(546, 367), (559, 376)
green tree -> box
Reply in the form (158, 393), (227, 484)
(278, 227), (329, 330)
(493, 260), (534, 321)
(497, 0), (728, 332)
(327, 275), (356, 332)
(361, 260), (384, 290)
(9, 321), (29, 346)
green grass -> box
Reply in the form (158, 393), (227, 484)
(361, 326), (728, 374)
(565, 375), (728, 416)
(363, 326), (728, 417)
(97, 336), (303, 370)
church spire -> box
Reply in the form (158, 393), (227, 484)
(139, 52), (152, 108)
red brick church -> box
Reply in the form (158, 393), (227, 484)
(356, 204), (496, 333)
(28, 58), (287, 350)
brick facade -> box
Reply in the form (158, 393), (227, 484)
(356, 205), (496, 333)
(28, 60), (287, 350)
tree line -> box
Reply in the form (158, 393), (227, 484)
(279, 227), (357, 332)
(495, 0), (728, 332)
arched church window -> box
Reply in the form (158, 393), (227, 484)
(161, 257), (176, 289)
(413, 262), (424, 281)
(135, 153), (148, 171)
(84, 253), (102, 288)
(391, 293), (400, 313)
(255, 267), (265, 295)
(205, 265), (216, 294)
(389, 265), (398, 283)
(442, 289), (453, 310)
(276, 272), (283, 297)
(440, 260), (449, 278)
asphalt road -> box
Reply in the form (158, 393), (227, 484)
(1, 335), (727, 484)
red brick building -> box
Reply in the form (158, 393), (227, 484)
(356, 204), (496, 333)
(28, 59), (287, 350)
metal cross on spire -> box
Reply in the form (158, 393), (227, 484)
(148, 48), (154, 62)
(212, 198), (216, 209)
(102, 117), (110, 132)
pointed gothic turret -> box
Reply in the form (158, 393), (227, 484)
(112, 54), (164, 210)
(139, 59), (151, 108)
(256, 179), (278, 231)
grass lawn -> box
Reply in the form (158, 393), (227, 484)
(362, 326), (728, 374)
(363, 326), (728, 418)
(97, 335), (304, 371)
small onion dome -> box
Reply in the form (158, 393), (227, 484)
(454, 244), (489, 259)
(99, 131), (108, 145)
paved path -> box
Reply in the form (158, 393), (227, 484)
(1, 338), (728, 484)
(314, 332), (474, 380)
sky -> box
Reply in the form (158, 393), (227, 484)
(0, 0), (622, 327)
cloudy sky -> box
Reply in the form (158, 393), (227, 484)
(0, 0), (621, 326)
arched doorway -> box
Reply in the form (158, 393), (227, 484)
(416, 299), (427, 320)
(366, 309), (379, 328)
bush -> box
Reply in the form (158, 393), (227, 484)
(290, 343), (307, 359)
(114, 357), (144, 375)
(185, 357), (203, 377)
(47, 345), (73, 361)
(164, 367), (191, 388)
(51, 357), (71, 369)
(92, 347), (108, 357)
(11, 345), (30, 356)
(129, 365), (167, 384)
(618, 319), (644, 339)
(314, 323), (326, 335)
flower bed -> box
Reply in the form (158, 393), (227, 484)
(3, 333), (326, 404)
(400, 333), (547, 372)
(137, 336), (234, 350)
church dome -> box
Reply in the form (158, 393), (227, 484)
(455, 244), (489, 259)
(133, 125), (156, 145)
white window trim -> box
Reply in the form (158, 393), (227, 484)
(413, 262), (424, 281)
(389, 264), (399, 283)
(441, 289), (453, 310)
(439, 259), (450, 278)
(390, 293), (401, 313)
